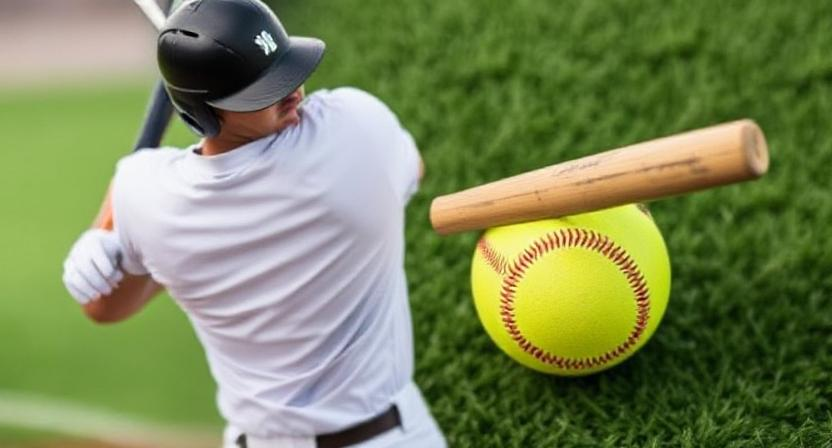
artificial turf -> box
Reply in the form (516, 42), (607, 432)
(2, 0), (831, 446)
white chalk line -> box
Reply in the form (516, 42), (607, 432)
(0, 390), (219, 447)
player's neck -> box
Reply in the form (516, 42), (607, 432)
(201, 98), (302, 156)
(200, 118), (296, 156)
(201, 127), (284, 156)
(200, 134), (254, 156)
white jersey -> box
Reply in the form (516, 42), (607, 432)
(111, 88), (422, 438)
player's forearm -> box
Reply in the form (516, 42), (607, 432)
(82, 274), (163, 324)
(78, 184), (164, 323)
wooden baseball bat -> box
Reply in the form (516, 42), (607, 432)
(430, 119), (769, 235)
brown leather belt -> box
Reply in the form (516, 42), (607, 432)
(236, 406), (401, 448)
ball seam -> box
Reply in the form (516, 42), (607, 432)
(479, 228), (651, 371)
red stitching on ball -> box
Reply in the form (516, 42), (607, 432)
(496, 229), (652, 371)
(477, 238), (509, 277)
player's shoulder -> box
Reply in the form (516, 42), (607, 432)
(116, 147), (183, 171)
(307, 87), (398, 123)
(114, 146), (185, 186)
(328, 87), (388, 108)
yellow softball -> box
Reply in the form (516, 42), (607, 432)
(471, 205), (671, 376)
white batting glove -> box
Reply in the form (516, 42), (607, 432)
(62, 229), (125, 305)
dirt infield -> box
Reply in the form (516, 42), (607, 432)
(0, 0), (156, 86)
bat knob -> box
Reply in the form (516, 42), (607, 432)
(741, 120), (770, 178)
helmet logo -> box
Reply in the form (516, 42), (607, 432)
(254, 30), (278, 56)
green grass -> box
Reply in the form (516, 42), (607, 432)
(2, 0), (832, 446)
(0, 84), (219, 428)
(0, 425), (98, 446)
(0, 425), (57, 443)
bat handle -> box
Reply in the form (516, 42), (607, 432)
(133, 80), (174, 151)
(93, 185), (115, 231)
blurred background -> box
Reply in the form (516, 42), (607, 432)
(0, 1), (156, 85)
(1, 0), (830, 447)
(0, 1), (223, 446)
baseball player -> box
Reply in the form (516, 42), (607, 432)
(61, 1), (446, 447)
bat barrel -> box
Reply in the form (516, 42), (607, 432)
(430, 119), (769, 235)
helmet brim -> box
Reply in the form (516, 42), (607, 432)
(207, 37), (325, 112)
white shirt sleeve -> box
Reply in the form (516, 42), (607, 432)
(396, 127), (421, 204)
(110, 152), (153, 276)
(334, 88), (422, 204)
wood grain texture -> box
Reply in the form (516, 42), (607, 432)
(430, 119), (769, 235)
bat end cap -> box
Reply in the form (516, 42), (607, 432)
(741, 120), (770, 177)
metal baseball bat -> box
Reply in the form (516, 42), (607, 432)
(430, 120), (770, 235)
(130, 0), (175, 153)
(133, 0), (168, 30)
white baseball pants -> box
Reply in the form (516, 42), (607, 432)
(221, 382), (446, 448)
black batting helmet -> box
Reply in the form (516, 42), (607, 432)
(157, 0), (325, 137)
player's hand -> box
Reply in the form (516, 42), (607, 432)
(62, 229), (125, 305)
